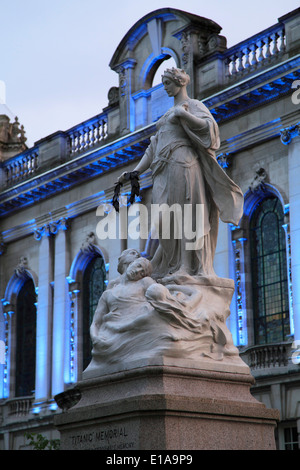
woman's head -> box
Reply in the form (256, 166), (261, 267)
(161, 68), (190, 87)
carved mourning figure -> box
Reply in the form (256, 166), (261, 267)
(106, 248), (141, 289)
(86, 68), (245, 374)
(87, 256), (240, 371)
(89, 258), (156, 366)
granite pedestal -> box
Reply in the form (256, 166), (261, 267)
(54, 358), (279, 450)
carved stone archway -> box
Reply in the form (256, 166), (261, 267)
(109, 8), (224, 133)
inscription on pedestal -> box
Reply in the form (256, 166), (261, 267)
(68, 426), (136, 450)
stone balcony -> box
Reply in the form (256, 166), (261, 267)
(239, 341), (300, 378)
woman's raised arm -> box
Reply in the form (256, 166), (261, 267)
(174, 105), (208, 131)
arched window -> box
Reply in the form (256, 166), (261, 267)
(82, 256), (106, 370)
(15, 279), (37, 397)
(152, 56), (177, 88)
(250, 196), (290, 344)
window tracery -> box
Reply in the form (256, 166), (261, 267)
(250, 196), (290, 344)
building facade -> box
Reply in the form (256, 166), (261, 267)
(0, 7), (300, 450)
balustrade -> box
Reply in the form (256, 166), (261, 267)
(225, 24), (285, 78)
(3, 148), (39, 187)
(240, 342), (292, 370)
(8, 396), (34, 417)
(1, 113), (108, 189)
(67, 115), (107, 155)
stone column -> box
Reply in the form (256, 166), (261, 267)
(51, 218), (70, 397)
(281, 126), (300, 343)
(34, 225), (54, 401)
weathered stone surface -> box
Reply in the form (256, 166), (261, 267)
(55, 362), (279, 450)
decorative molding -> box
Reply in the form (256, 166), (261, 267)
(80, 232), (98, 255)
(282, 212), (295, 336)
(1, 310), (9, 398)
(231, 228), (248, 346)
(179, 31), (191, 68)
(280, 122), (300, 145)
(107, 87), (119, 107)
(249, 166), (269, 193)
(2, 257), (38, 309)
(68, 287), (79, 384)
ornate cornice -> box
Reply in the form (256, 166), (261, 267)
(204, 56), (300, 124)
(0, 172), (153, 244)
(0, 127), (153, 218)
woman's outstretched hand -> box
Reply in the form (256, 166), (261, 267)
(117, 171), (128, 184)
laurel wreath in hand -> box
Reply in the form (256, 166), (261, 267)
(112, 171), (140, 212)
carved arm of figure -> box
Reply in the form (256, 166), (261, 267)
(173, 104), (208, 131)
(118, 136), (156, 183)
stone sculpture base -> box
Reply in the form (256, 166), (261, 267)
(54, 358), (279, 450)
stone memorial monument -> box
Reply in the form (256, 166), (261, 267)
(54, 68), (279, 450)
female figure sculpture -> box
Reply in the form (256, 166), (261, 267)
(118, 68), (243, 279)
(87, 69), (245, 373)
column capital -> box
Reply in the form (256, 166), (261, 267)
(216, 152), (231, 169)
(114, 58), (137, 73)
(231, 226), (247, 243)
(34, 217), (69, 240)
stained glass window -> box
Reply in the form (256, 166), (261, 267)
(15, 279), (37, 397)
(250, 197), (290, 344)
(82, 256), (106, 370)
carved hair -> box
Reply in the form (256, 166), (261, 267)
(161, 67), (190, 87)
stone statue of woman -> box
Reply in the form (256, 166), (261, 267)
(118, 67), (243, 279)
